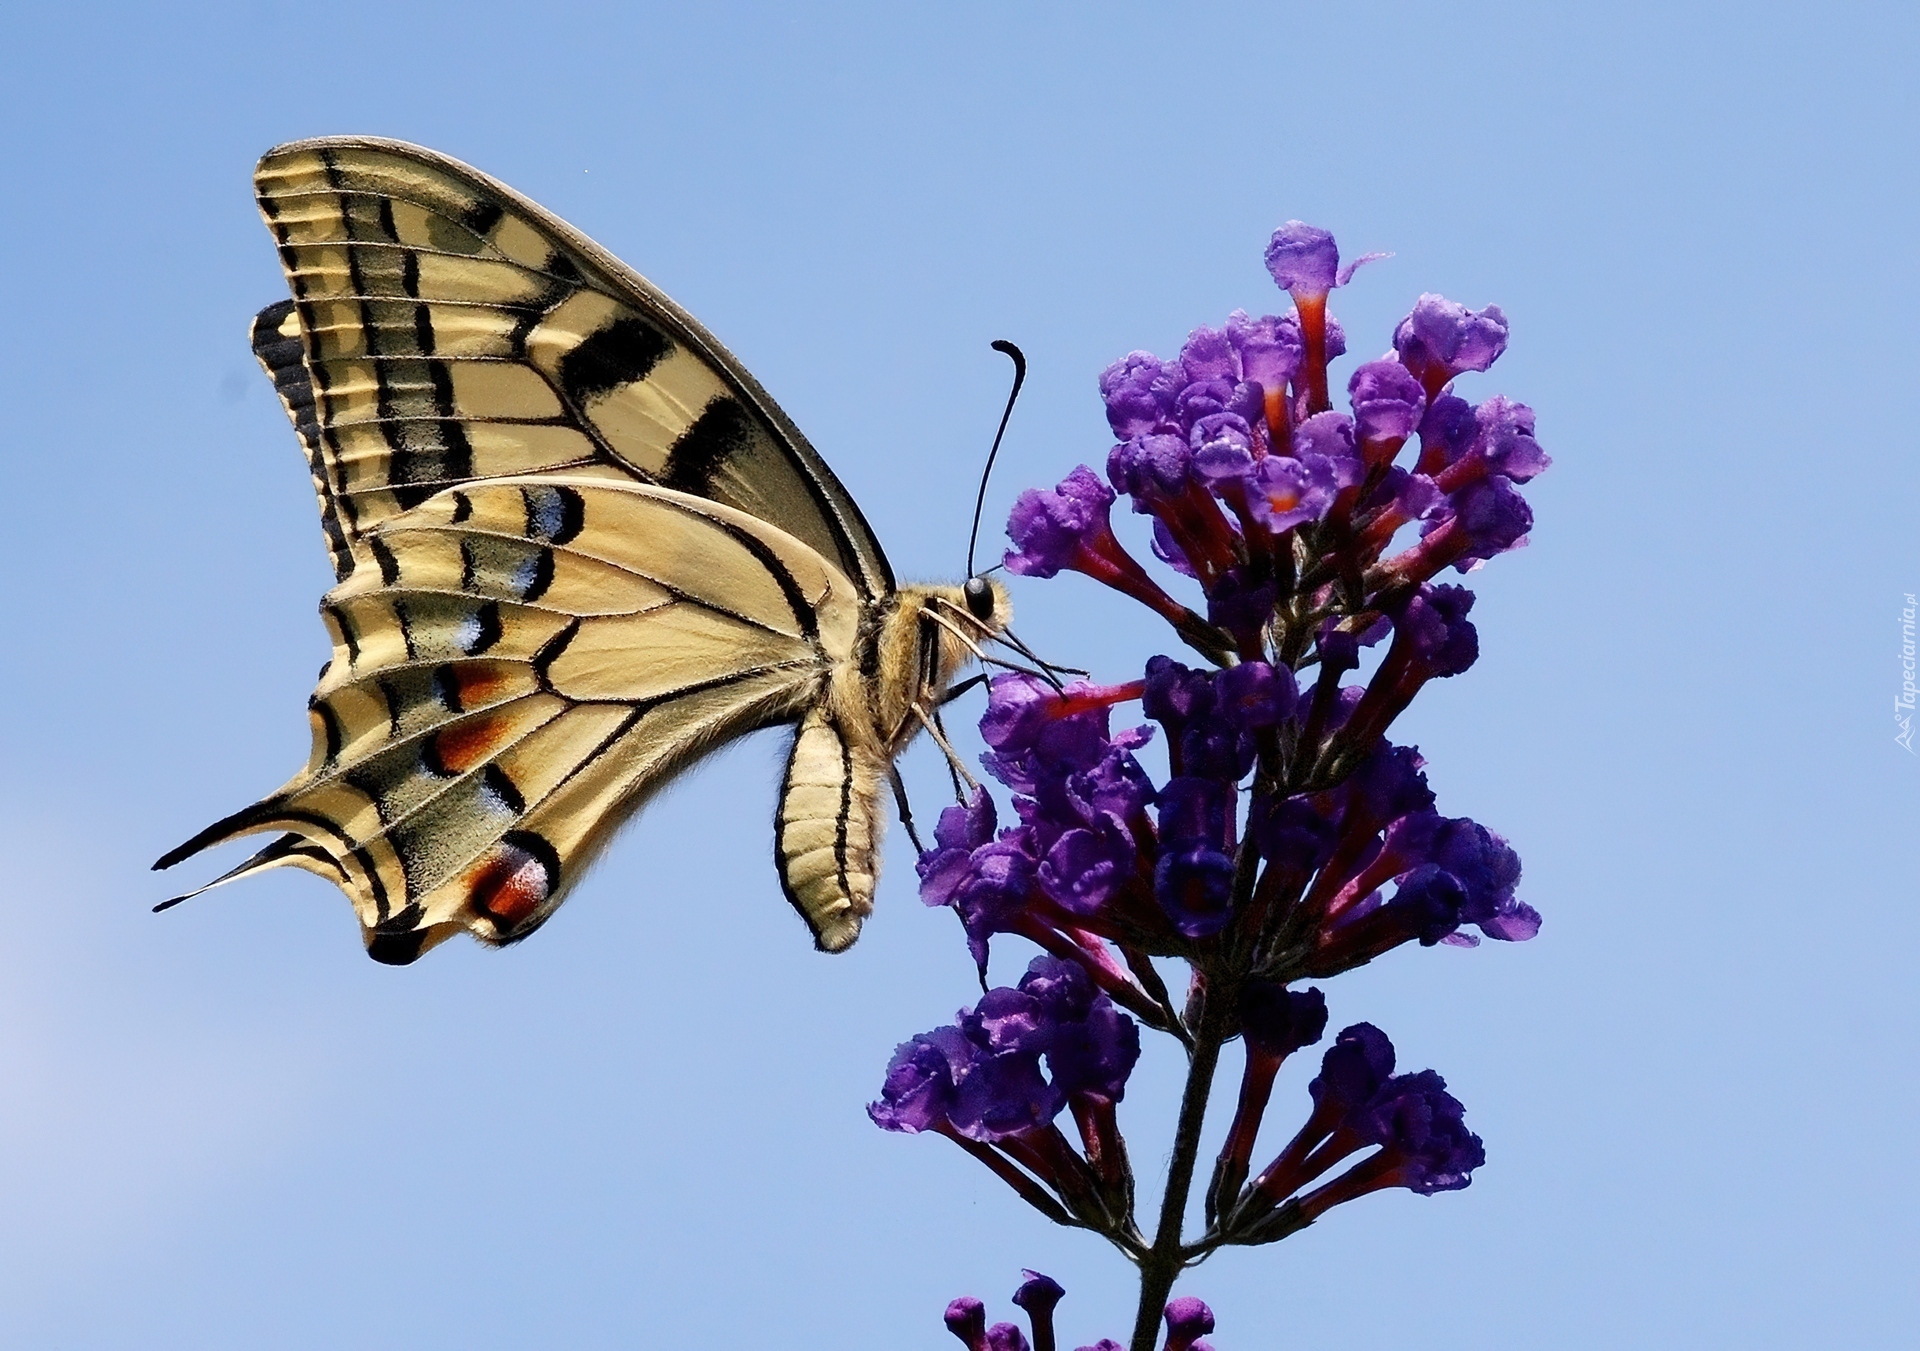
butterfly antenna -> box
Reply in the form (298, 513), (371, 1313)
(966, 340), (1027, 580)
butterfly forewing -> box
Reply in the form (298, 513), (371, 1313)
(252, 137), (892, 596)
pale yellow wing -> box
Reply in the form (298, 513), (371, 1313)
(157, 477), (863, 963)
(250, 136), (894, 598)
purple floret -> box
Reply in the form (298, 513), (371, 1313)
(1099, 351), (1183, 439)
(1005, 466), (1118, 579)
(947, 1042), (1063, 1142)
(1393, 294), (1510, 389)
(870, 1026), (976, 1133)
(1291, 411), (1364, 488)
(1038, 816), (1136, 915)
(1189, 412), (1257, 484)
(1217, 660), (1295, 729)
(1398, 583), (1480, 678)
(1265, 221), (1340, 297)
(986, 1323), (1032, 1351)
(947, 1297), (989, 1350)
(1226, 309), (1303, 389)
(1243, 454), (1337, 533)
(1107, 433), (1194, 505)
(1348, 358), (1427, 448)
(1046, 995), (1142, 1102)
(1162, 1296), (1216, 1351)
(1469, 396), (1550, 483)
(1179, 325), (1239, 385)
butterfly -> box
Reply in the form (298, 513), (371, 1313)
(155, 137), (1011, 964)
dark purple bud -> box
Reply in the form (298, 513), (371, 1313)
(1397, 583), (1480, 678)
(1346, 744), (1436, 826)
(1216, 660), (1296, 730)
(1265, 222), (1339, 297)
(1309, 1023), (1397, 1115)
(1205, 568), (1278, 647)
(1099, 351), (1183, 439)
(1013, 1272), (1066, 1351)
(1225, 309), (1303, 389)
(1385, 865), (1475, 944)
(1250, 793), (1342, 874)
(947, 1297), (989, 1351)
(1154, 846), (1236, 938)
(1240, 983), (1328, 1058)
(1006, 466), (1118, 579)
(1074, 1343), (1125, 1351)
(1142, 656), (1215, 731)
(1393, 293), (1509, 389)
(1180, 325), (1239, 385)
(870, 1026), (975, 1133)
(1348, 359), (1427, 448)
(1162, 1296), (1216, 1351)
(987, 1323), (1033, 1351)
(1157, 776), (1234, 852)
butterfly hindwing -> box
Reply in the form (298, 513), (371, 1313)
(158, 478), (865, 961)
(252, 136), (893, 597)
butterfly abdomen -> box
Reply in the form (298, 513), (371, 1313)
(775, 704), (884, 952)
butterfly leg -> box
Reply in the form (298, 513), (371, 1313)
(912, 704), (980, 796)
(888, 764), (927, 854)
(938, 673), (990, 707)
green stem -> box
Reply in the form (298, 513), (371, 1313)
(1127, 1002), (1227, 1351)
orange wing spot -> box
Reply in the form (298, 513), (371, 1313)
(467, 839), (554, 926)
(430, 714), (511, 775)
(449, 665), (513, 707)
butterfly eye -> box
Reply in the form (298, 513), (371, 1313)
(963, 576), (995, 621)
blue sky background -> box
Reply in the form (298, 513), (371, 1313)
(1, 2), (1914, 1346)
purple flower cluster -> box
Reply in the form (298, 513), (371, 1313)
(871, 957), (1142, 1232)
(1006, 225), (1548, 670)
(945, 1276), (1216, 1351)
(880, 220), (1546, 1347)
(871, 956), (1141, 1141)
(1226, 1023), (1486, 1240)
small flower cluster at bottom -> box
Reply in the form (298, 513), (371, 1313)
(945, 1273), (1215, 1351)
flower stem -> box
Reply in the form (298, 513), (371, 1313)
(1128, 993), (1227, 1351)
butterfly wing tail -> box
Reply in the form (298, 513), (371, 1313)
(152, 829), (343, 911)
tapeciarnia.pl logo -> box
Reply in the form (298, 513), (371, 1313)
(1898, 592), (1916, 753)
